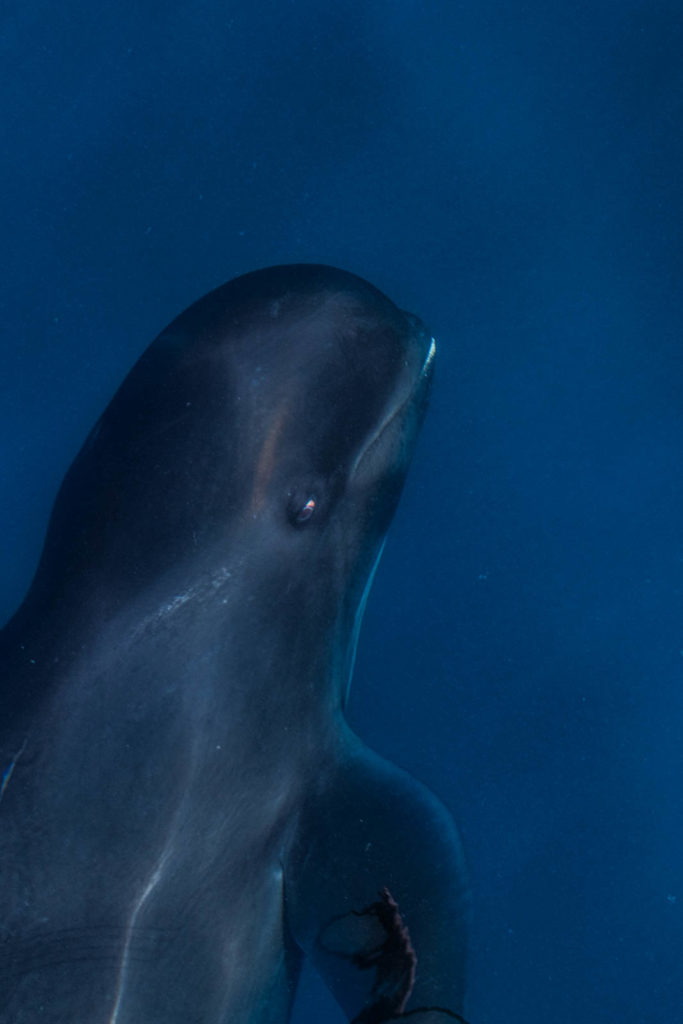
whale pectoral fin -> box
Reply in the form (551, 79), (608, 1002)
(285, 741), (469, 1023)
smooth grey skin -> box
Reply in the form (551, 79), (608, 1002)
(0, 265), (468, 1023)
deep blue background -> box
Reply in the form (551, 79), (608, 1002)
(2, 2), (682, 1021)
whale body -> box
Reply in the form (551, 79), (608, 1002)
(0, 264), (468, 1023)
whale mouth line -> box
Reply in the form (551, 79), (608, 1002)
(350, 336), (436, 479)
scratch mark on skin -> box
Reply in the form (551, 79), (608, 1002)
(127, 567), (233, 644)
(0, 738), (28, 804)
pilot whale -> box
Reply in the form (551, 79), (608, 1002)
(0, 264), (468, 1023)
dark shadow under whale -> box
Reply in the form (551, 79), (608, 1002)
(0, 264), (468, 1023)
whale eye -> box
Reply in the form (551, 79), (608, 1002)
(286, 488), (322, 528)
(295, 497), (317, 524)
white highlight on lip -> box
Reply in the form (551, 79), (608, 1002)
(108, 844), (172, 1024)
(422, 336), (437, 378)
(0, 738), (27, 805)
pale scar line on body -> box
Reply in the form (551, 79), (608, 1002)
(0, 737), (28, 804)
(108, 843), (173, 1024)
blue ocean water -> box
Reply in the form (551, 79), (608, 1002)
(2, 2), (682, 1022)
